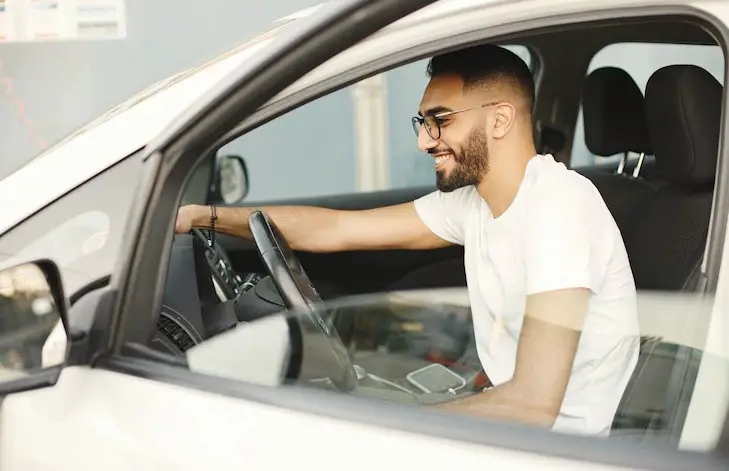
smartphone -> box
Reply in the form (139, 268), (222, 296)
(406, 363), (466, 394)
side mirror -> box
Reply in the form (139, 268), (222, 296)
(0, 260), (68, 376)
(209, 154), (249, 205)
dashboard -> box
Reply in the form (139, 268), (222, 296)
(151, 230), (286, 356)
(148, 228), (482, 407)
(199, 229), (246, 301)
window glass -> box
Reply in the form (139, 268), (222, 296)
(571, 43), (724, 168)
(0, 152), (144, 298)
(181, 288), (727, 451)
(218, 45), (532, 202)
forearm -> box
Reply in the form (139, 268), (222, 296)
(182, 201), (448, 253)
(434, 381), (558, 428)
(433, 294), (587, 428)
(188, 204), (343, 252)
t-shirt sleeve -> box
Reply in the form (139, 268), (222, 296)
(413, 188), (474, 246)
(522, 179), (605, 296)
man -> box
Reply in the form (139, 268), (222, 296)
(176, 44), (639, 435)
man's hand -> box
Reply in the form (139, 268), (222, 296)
(434, 287), (590, 427)
(175, 205), (203, 234)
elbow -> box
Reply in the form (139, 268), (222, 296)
(518, 401), (559, 428)
(533, 408), (559, 428)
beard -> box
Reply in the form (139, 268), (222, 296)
(434, 127), (489, 192)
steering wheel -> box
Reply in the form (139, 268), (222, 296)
(248, 210), (357, 391)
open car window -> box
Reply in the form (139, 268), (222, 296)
(218, 44), (533, 201)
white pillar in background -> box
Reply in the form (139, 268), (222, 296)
(351, 73), (389, 192)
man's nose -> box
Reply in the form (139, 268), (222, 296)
(417, 126), (438, 152)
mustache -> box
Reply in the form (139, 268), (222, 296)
(428, 147), (453, 155)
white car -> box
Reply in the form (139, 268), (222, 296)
(0, 0), (728, 469)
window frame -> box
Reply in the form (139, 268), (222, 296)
(103, 2), (729, 470)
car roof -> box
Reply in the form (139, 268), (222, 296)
(0, 0), (714, 236)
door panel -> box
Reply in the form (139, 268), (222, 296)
(218, 185), (465, 296)
(0, 366), (633, 471)
(0, 367), (624, 471)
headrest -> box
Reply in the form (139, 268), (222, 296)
(645, 65), (722, 187)
(582, 67), (653, 157)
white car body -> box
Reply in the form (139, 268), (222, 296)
(0, 0), (728, 470)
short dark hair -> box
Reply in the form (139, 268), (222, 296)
(426, 44), (535, 113)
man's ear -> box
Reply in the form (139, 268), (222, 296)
(491, 103), (517, 139)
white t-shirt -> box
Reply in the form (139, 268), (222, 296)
(414, 154), (639, 435)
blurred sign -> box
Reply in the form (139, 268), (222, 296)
(0, 0), (126, 42)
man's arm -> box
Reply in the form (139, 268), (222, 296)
(176, 203), (452, 252)
(434, 287), (590, 428)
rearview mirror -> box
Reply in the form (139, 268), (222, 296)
(0, 260), (68, 377)
(210, 154), (249, 204)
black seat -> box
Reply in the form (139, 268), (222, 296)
(582, 67), (654, 173)
(626, 65), (722, 291)
(610, 66), (721, 443)
(581, 67), (658, 238)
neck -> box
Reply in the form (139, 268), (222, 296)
(476, 141), (537, 217)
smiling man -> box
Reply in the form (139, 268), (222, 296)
(176, 44), (639, 435)
(404, 45), (639, 434)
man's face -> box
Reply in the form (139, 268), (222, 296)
(417, 75), (489, 192)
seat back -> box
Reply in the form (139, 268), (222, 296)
(580, 67), (658, 238)
(582, 67), (654, 169)
(610, 65), (723, 442)
(626, 65), (722, 291)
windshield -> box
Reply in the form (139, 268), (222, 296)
(34, 21), (296, 163)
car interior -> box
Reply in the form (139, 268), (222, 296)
(150, 13), (725, 445)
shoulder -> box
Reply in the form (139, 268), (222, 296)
(522, 157), (615, 237)
(529, 158), (605, 214)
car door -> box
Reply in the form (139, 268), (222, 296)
(2, 1), (729, 471)
(109, 0), (729, 468)
(0, 0), (456, 469)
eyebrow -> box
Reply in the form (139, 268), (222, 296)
(418, 106), (453, 117)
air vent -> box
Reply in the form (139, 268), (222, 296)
(157, 312), (198, 352)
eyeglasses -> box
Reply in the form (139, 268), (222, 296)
(411, 102), (499, 140)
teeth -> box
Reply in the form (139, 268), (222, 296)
(434, 155), (452, 166)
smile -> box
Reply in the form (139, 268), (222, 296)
(434, 154), (453, 168)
